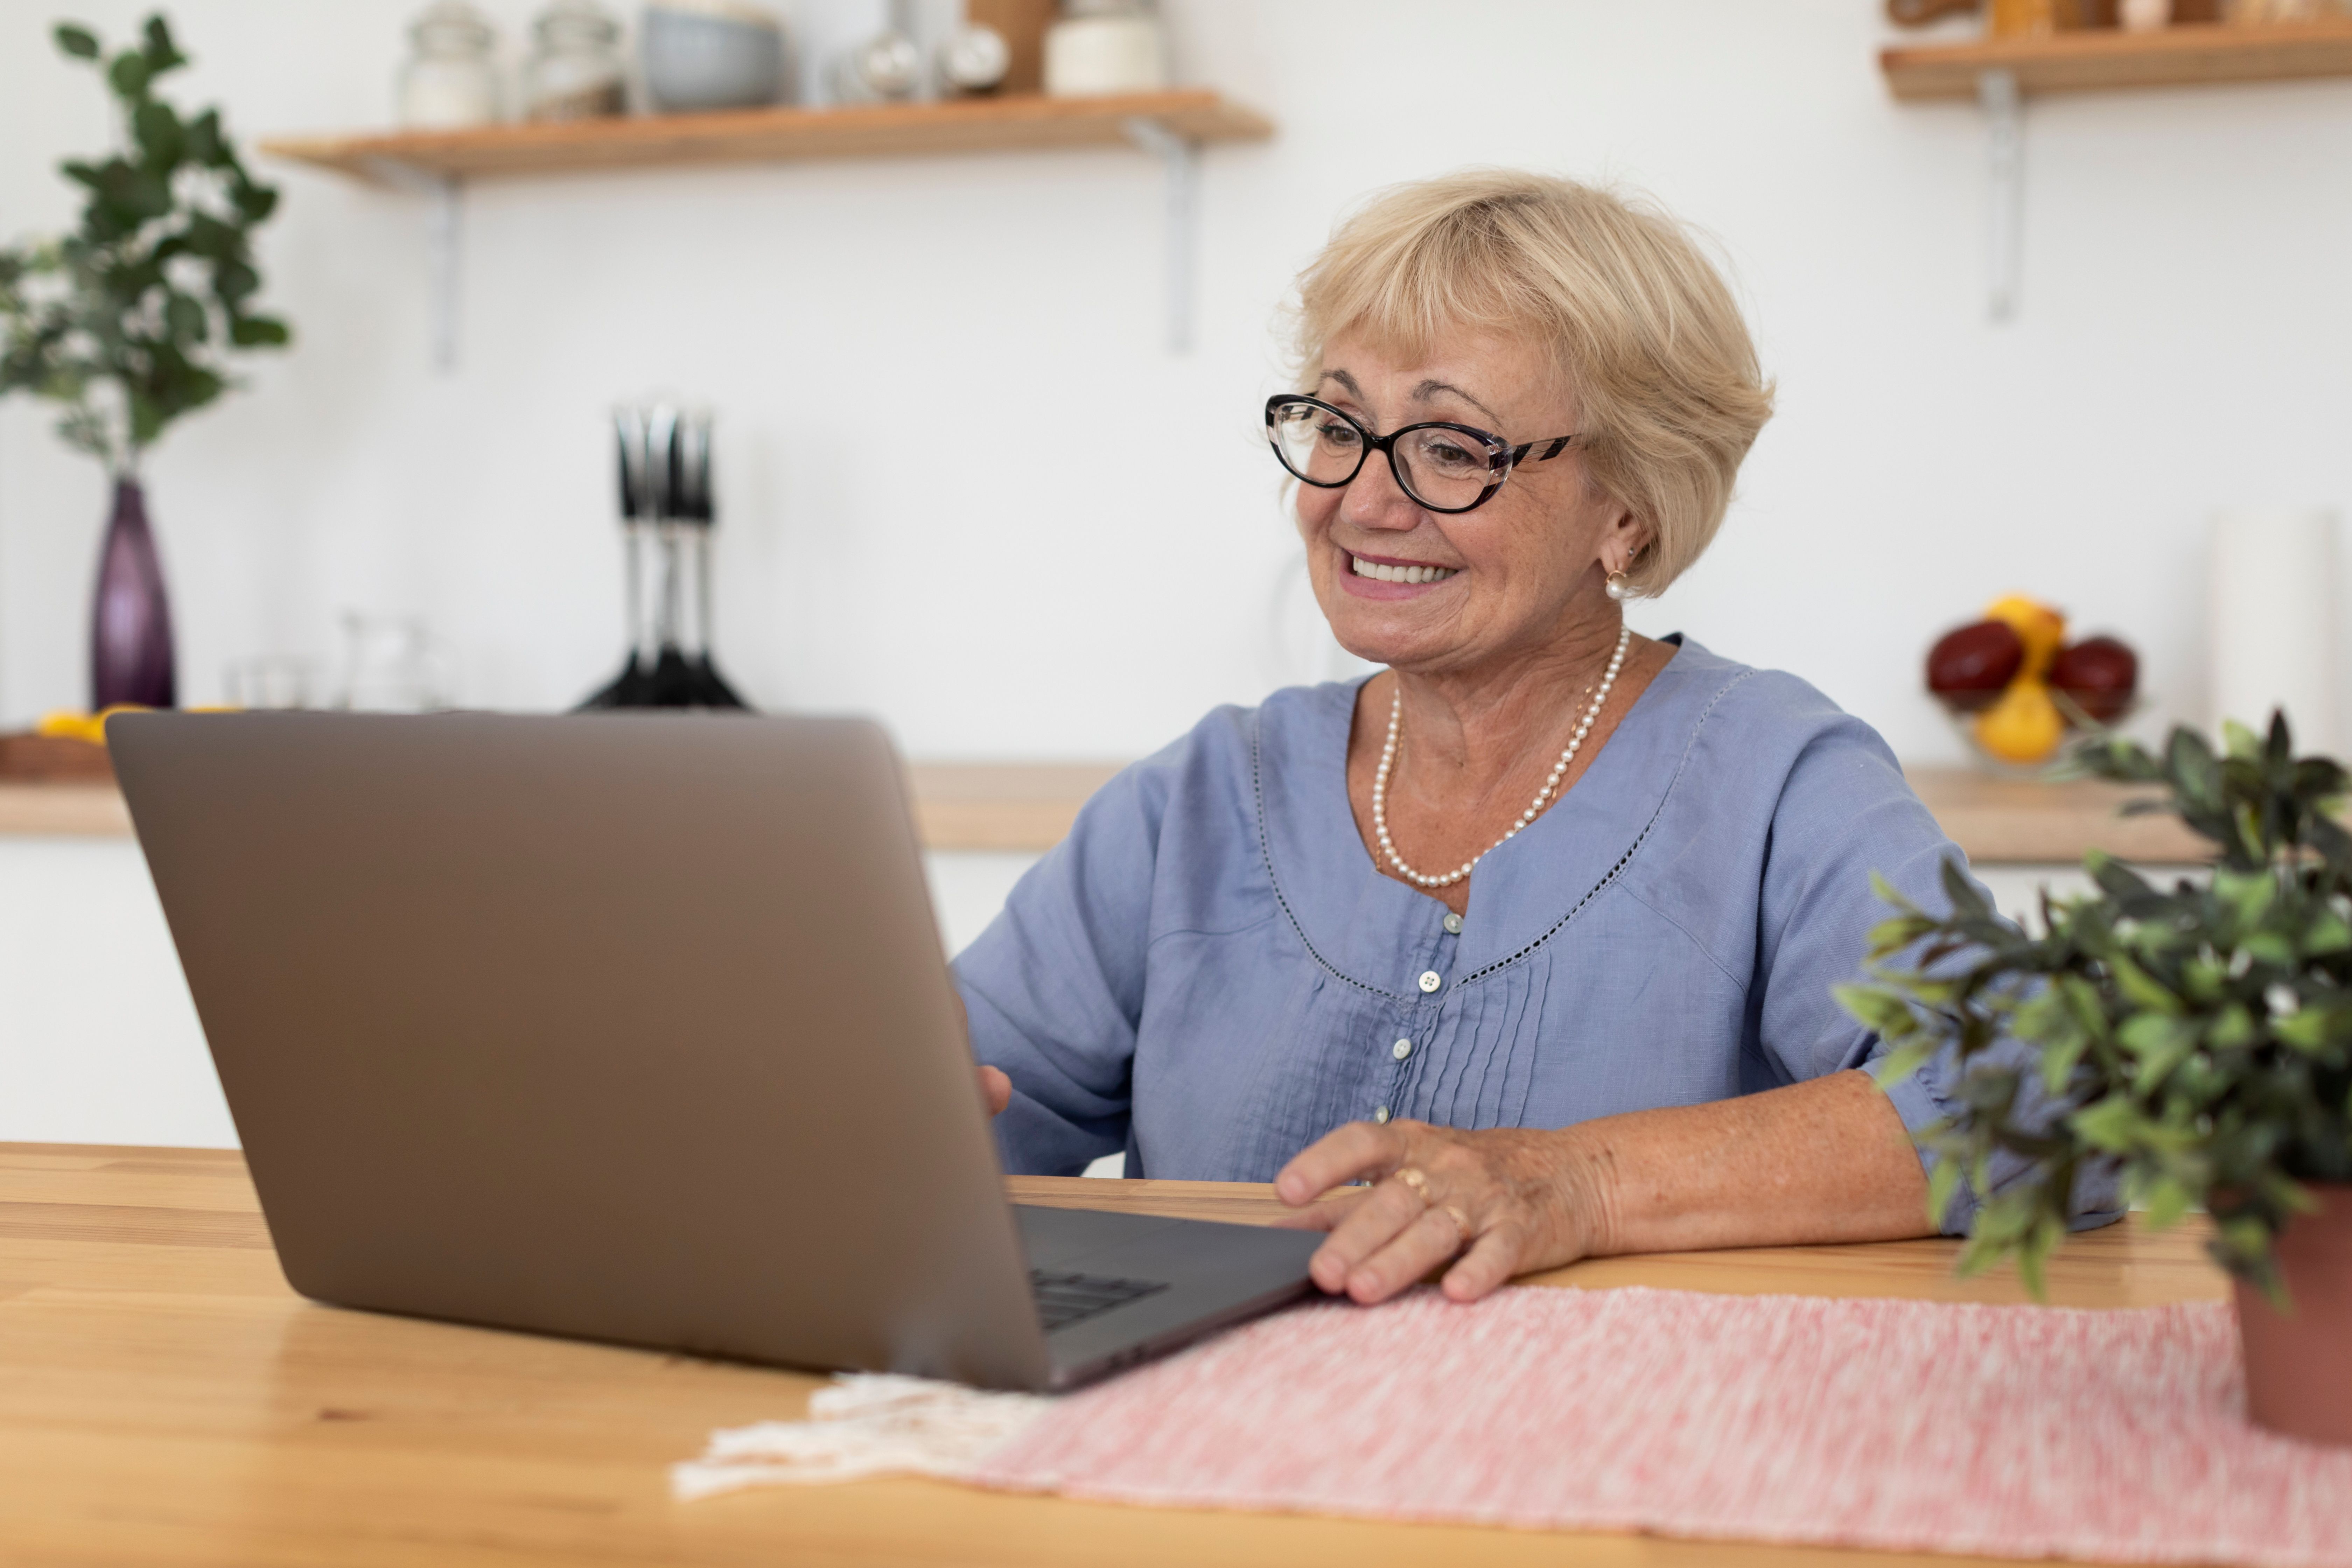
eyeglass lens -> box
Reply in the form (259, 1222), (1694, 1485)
(1268, 400), (1499, 511)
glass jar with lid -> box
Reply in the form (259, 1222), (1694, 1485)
(1043, 0), (1166, 97)
(397, 1), (503, 128)
(522, 0), (628, 122)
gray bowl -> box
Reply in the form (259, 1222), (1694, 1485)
(641, 5), (788, 112)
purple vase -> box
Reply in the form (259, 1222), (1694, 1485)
(90, 477), (177, 710)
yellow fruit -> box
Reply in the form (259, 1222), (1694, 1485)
(1974, 678), (2066, 765)
(36, 710), (104, 744)
(1982, 594), (2066, 678)
(36, 706), (153, 745)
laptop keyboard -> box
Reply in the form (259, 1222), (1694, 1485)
(1029, 1268), (1169, 1332)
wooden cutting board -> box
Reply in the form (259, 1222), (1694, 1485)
(0, 733), (114, 784)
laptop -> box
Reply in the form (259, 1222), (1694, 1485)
(108, 710), (1322, 1392)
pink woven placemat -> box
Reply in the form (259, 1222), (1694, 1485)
(969, 1286), (2352, 1566)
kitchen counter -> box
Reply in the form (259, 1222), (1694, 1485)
(0, 783), (132, 836)
(0, 762), (2207, 864)
(1904, 765), (2208, 863)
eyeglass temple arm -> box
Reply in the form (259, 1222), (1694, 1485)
(1507, 435), (1577, 465)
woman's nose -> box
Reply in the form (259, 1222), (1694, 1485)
(1338, 448), (1421, 532)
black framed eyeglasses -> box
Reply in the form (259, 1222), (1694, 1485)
(1264, 394), (1578, 516)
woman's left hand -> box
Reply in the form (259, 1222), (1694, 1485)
(1274, 1118), (1605, 1304)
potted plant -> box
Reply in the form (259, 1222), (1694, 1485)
(1841, 715), (2352, 1446)
(0, 15), (290, 710)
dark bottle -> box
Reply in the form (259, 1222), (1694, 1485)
(579, 402), (748, 710)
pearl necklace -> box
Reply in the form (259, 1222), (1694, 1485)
(1372, 624), (1632, 890)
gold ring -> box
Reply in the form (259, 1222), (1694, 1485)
(1438, 1203), (1471, 1239)
(1393, 1167), (1432, 1204)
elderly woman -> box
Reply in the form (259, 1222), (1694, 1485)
(959, 169), (2114, 1308)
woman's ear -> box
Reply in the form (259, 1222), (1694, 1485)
(1601, 504), (1651, 579)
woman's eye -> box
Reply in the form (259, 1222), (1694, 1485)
(1316, 421), (1363, 447)
(1423, 440), (1477, 471)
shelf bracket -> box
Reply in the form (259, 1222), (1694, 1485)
(361, 159), (464, 372)
(1122, 117), (1199, 355)
(1979, 67), (2022, 324)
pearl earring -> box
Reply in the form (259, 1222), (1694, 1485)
(1605, 568), (1635, 602)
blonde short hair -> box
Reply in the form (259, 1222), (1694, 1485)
(1289, 170), (1773, 596)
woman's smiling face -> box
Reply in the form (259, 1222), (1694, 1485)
(1295, 328), (1644, 678)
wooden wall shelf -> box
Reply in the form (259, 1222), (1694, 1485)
(258, 90), (1272, 364)
(1882, 19), (2352, 101)
(258, 90), (1273, 183)
(1881, 21), (2352, 321)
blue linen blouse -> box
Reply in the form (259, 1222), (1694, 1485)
(954, 636), (2121, 1234)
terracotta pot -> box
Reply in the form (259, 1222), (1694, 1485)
(2234, 1182), (2352, 1447)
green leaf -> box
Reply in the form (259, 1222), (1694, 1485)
(2058, 974), (2110, 1039)
(1940, 858), (1993, 923)
(54, 24), (100, 59)
(230, 180), (278, 224)
(2140, 1173), (2195, 1229)
(2119, 1010), (2195, 1053)
(2070, 1095), (2148, 1153)
(2271, 1006), (2345, 1052)
(1865, 914), (1935, 958)
(1869, 869), (1923, 917)
(132, 99), (183, 170)
(141, 15), (186, 76)
(2214, 867), (2276, 929)
(2303, 910), (2352, 955)
(2086, 851), (2156, 906)
(108, 50), (153, 101)
(211, 256), (259, 306)
(179, 212), (238, 261)
(2039, 1032), (2090, 1094)
(2222, 719), (2263, 762)
(2108, 954), (2182, 1015)
(182, 108), (225, 167)
(2267, 709), (2294, 768)
(1925, 1157), (1962, 1230)
(1836, 983), (1919, 1040)
(2240, 932), (2295, 967)
(163, 292), (207, 343)
(2206, 1003), (2258, 1049)
(2119, 1011), (2197, 1087)
(126, 384), (165, 448)
(2015, 1214), (2060, 1302)
(227, 313), (288, 347)
(84, 158), (172, 223)
(1868, 1036), (1938, 1088)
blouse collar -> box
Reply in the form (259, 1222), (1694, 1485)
(1253, 636), (1750, 996)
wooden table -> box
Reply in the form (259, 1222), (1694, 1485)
(0, 1143), (2223, 1566)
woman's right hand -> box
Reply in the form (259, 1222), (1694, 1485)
(977, 1064), (1012, 1118)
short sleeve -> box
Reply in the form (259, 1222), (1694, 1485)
(1754, 715), (2123, 1235)
(951, 748), (1175, 1176)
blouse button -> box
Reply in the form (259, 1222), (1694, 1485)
(1443, 913), (1463, 935)
(1392, 1038), (1413, 1061)
(1373, 1106), (1392, 1124)
(1416, 970), (1442, 993)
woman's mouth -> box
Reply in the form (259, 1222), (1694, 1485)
(1348, 553), (1459, 585)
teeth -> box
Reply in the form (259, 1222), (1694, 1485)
(1350, 556), (1457, 584)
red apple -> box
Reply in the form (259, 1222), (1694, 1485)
(1927, 620), (2025, 713)
(2051, 636), (2138, 724)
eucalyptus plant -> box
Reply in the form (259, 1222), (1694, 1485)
(0, 15), (289, 475)
(1840, 716), (2352, 1301)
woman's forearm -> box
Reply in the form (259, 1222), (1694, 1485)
(1557, 1068), (1933, 1257)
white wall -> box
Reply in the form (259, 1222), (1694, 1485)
(4, 3), (2350, 759)
(0, 836), (1042, 1148)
